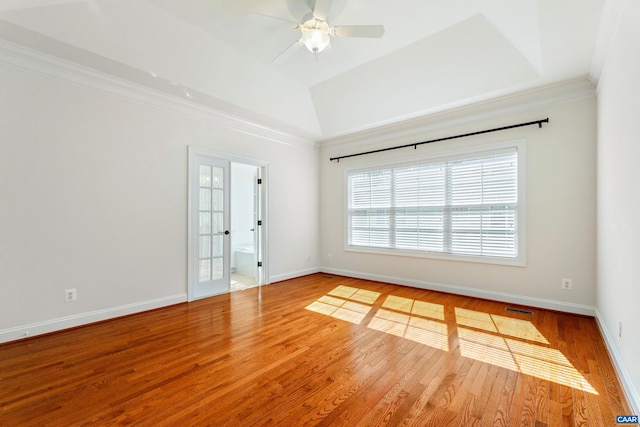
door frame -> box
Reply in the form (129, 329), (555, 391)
(188, 146), (269, 301)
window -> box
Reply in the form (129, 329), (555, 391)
(346, 142), (525, 265)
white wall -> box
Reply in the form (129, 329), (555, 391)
(0, 55), (319, 341)
(596, 0), (640, 411)
(320, 90), (597, 314)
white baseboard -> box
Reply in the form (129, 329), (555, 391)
(270, 267), (321, 284)
(321, 267), (596, 316)
(0, 294), (187, 344)
(595, 310), (640, 414)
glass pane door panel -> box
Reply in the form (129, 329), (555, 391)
(200, 165), (212, 187)
(212, 258), (223, 280)
(212, 212), (223, 233)
(212, 168), (224, 189)
(199, 189), (211, 211)
(199, 212), (211, 234)
(200, 236), (211, 258)
(212, 188), (224, 210)
(212, 235), (223, 257)
(199, 259), (211, 282)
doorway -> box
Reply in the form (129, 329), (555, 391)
(230, 162), (261, 291)
(188, 147), (267, 301)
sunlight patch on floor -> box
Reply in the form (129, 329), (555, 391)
(306, 285), (599, 396)
(328, 285), (380, 304)
(382, 295), (445, 321)
(458, 327), (597, 394)
(365, 295), (449, 351)
(368, 307), (449, 351)
(306, 286), (381, 325)
(455, 307), (549, 344)
(308, 290), (449, 350)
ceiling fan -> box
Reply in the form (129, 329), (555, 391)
(250, 0), (385, 63)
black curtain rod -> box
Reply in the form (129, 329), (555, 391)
(329, 117), (549, 162)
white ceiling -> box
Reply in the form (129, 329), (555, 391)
(0, 0), (605, 140)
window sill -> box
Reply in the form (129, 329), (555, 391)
(344, 245), (526, 267)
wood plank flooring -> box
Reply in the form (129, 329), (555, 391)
(0, 274), (631, 426)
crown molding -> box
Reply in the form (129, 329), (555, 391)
(0, 38), (597, 153)
(0, 39), (318, 151)
(319, 77), (595, 150)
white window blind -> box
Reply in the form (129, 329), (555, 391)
(347, 148), (521, 262)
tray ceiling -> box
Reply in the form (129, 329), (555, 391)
(0, 0), (605, 139)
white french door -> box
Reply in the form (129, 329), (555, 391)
(189, 153), (230, 300)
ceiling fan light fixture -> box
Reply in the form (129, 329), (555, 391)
(301, 19), (330, 53)
(302, 29), (330, 52)
(260, 3), (385, 64)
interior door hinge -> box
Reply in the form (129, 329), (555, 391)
(257, 261), (263, 267)
(257, 178), (262, 184)
(257, 220), (262, 226)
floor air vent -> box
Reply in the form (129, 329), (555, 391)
(505, 307), (534, 315)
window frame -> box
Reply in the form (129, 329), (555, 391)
(343, 140), (527, 266)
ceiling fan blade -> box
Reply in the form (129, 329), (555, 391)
(331, 25), (385, 38)
(272, 40), (303, 64)
(312, 0), (333, 21)
(248, 12), (300, 29)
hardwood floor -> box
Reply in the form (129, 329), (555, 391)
(0, 274), (631, 426)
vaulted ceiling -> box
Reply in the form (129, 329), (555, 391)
(0, 0), (605, 140)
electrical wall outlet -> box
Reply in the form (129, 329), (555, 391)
(327, 254), (332, 261)
(64, 288), (77, 302)
(561, 278), (572, 290)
